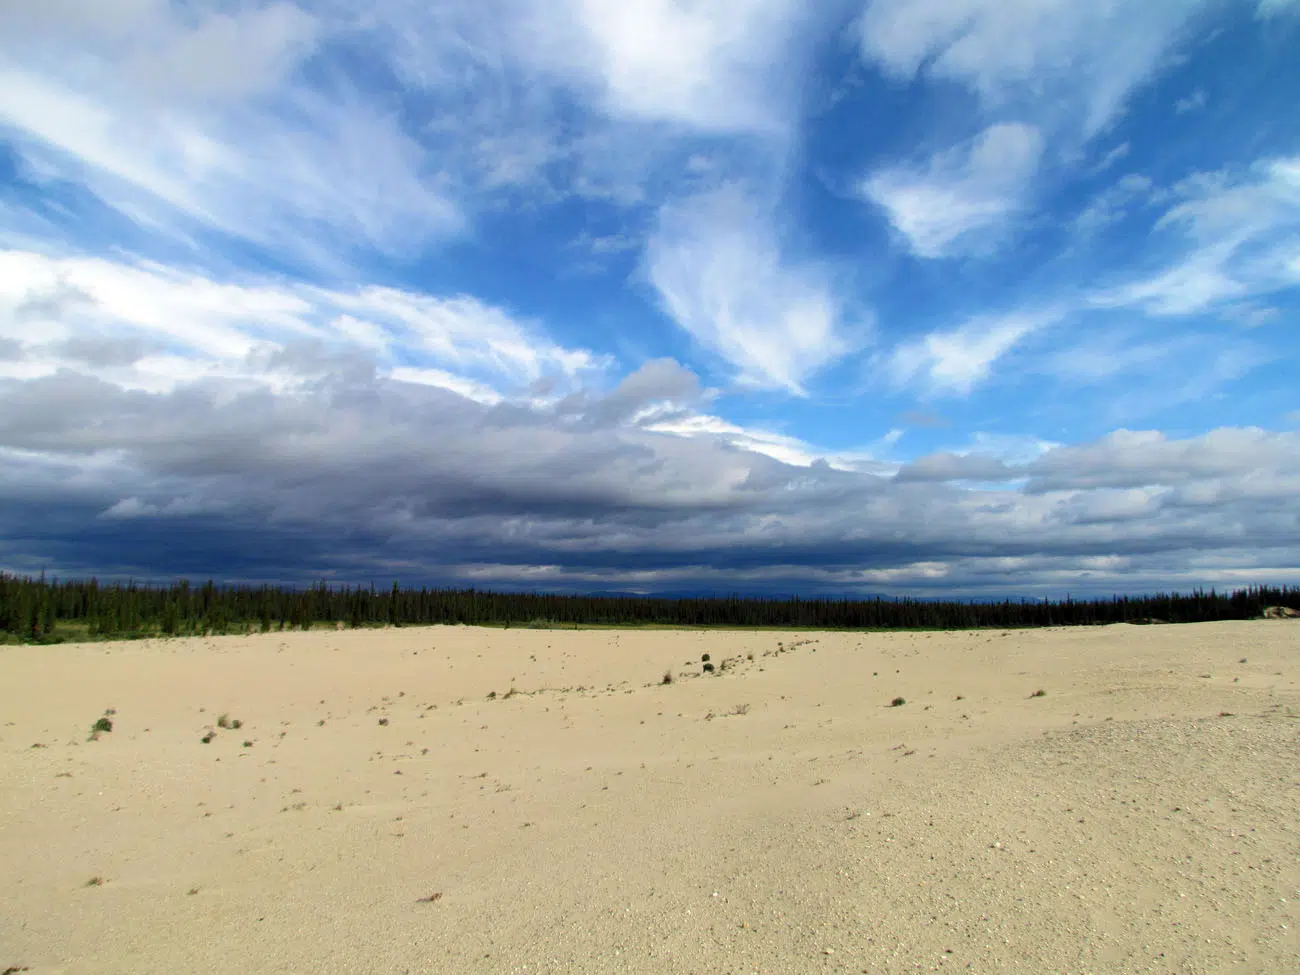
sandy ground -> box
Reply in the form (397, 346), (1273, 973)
(1, 620), (1297, 974)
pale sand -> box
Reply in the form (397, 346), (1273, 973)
(1, 621), (1297, 974)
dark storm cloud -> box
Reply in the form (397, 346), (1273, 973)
(2, 356), (1299, 595)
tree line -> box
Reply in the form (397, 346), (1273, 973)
(2, 573), (1297, 643)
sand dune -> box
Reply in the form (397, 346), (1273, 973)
(2, 621), (1297, 974)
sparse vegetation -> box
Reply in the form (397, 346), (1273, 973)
(378, 717), (389, 726)
(416, 891), (443, 903)
(731, 703), (750, 716)
(242, 740), (253, 748)
(216, 713), (232, 729)
(92, 715), (113, 734)
(84, 876), (105, 887)
(661, 670), (674, 685)
(890, 696), (906, 707)
(1031, 689), (1047, 698)
(201, 730), (215, 743)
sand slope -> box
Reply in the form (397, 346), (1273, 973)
(1, 621), (1297, 973)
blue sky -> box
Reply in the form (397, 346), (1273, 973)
(1, 0), (1298, 596)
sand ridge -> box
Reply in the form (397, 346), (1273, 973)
(1, 621), (1297, 973)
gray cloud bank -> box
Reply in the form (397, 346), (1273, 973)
(2, 352), (1298, 596)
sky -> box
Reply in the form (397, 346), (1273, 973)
(0, 0), (1298, 598)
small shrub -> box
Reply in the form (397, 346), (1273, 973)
(890, 697), (906, 708)
(242, 740), (253, 748)
(702, 662), (715, 674)
(231, 719), (243, 730)
(701, 653), (711, 663)
(92, 716), (113, 734)
(217, 714), (232, 729)
(84, 876), (105, 887)
(487, 691), (496, 700)
(1030, 689), (1047, 698)
(201, 731), (215, 744)
(732, 703), (751, 716)
(378, 717), (389, 726)
(662, 670), (674, 685)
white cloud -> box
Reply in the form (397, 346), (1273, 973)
(0, 0), (830, 272)
(883, 311), (1051, 395)
(1093, 156), (1300, 316)
(860, 123), (1043, 258)
(645, 184), (858, 395)
(326, 287), (604, 387)
(1073, 173), (1153, 236)
(1094, 142), (1131, 173)
(531, 0), (810, 136)
(0, 249), (604, 396)
(1174, 88), (1208, 114)
(1027, 427), (1300, 491)
(389, 367), (505, 406)
(0, 66), (463, 265)
(857, 0), (1211, 137)
(1257, 0), (1300, 16)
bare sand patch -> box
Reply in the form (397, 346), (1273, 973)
(1, 622), (1297, 973)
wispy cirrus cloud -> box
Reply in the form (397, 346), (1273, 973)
(860, 122), (1044, 258)
(645, 183), (860, 395)
(854, 0), (1214, 263)
(857, 0), (1212, 137)
(1093, 156), (1300, 316)
(880, 309), (1054, 396)
(0, 249), (605, 396)
(521, 0), (814, 136)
